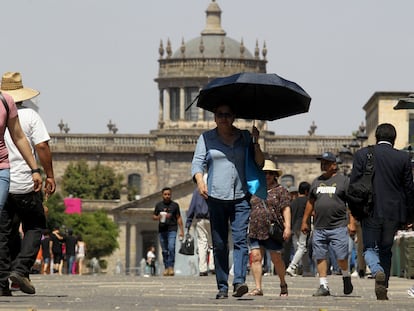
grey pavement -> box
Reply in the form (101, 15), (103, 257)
(0, 273), (413, 311)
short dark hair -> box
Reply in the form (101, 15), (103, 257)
(161, 187), (171, 193)
(298, 181), (310, 195)
(375, 123), (396, 145)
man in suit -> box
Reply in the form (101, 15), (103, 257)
(350, 123), (414, 300)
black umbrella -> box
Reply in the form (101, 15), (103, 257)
(189, 72), (311, 121)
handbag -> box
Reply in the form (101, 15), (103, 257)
(346, 145), (375, 221)
(263, 201), (285, 244)
(245, 136), (267, 200)
(179, 232), (195, 256)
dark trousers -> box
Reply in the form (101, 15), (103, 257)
(0, 192), (46, 288)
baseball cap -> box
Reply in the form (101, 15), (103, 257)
(316, 151), (337, 162)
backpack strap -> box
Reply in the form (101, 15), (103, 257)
(0, 91), (10, 122)
(365, 145), (374, 175)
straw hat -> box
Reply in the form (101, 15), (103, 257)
(0, 72), (39, 102)
(262, 160), (283, 177)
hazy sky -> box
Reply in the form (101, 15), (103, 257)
(1, 0), (413, 136)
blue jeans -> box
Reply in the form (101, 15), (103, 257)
(207, 197), (250, 292)
(0, 169), (10, 213)
(68, 255), (76, 274)
(159, 230), (177, 269)
(361, 216), (399, 287)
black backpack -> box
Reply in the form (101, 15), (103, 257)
(346, 145), (374, 221)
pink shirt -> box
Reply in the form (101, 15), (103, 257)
(0, 92), (18, 169)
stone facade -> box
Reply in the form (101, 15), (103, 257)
(48, 1), (412, 274)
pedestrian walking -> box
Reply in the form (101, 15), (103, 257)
(286, 181), (312, 277)
(185, 186), (215, 276)
(0, 72), (53, 296)
(152, 187), (184, 276)
(350, 123), (414, 300)
(191, 104), (264, 299)
(248, 160), (291, 297)
(301, 151), (356, 297)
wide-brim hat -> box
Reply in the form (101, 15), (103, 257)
(0, 72), (39, 102)
(262, 160), (283, 177)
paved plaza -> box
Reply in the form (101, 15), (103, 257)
(0, 273), (413, 311)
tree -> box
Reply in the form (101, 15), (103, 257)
(64, 211), (119, 259)
(61, 160), (122, 199)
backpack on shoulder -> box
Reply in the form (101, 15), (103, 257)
(346, 145), (374, 221)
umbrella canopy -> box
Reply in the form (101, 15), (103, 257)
(193, 72), (311, 121)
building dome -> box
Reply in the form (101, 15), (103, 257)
(155, 0), (267, 132)
(172, 35), (254, 59)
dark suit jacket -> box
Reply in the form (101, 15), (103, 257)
(350, 142), (414, 223)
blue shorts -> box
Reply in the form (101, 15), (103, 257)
(312, 227), (349, 261)
(249, 237), (284, 252)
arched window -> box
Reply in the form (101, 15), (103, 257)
(128, 173), (141, 201)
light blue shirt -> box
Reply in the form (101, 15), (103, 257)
(191, 128), (250, 201)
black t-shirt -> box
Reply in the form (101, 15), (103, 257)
(65, 235), (78, 257)
(154, 200), (181, 232)
(290, 196), (309, 232)
(51, 232), (63, 255)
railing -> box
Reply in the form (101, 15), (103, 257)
(49, 133), (354, 156)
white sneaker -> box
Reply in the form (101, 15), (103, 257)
(408, 287), (414, 298)
(286, 266), (297, 277)
(351, 270), (359, 277)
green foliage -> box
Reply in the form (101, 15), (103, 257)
(65, 211), (119, 259)
(61, 160), (122, 200)
(44, 192), (66, 230)
(127, 185), (139, 201)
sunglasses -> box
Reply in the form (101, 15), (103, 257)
(216, 112), (233, 119)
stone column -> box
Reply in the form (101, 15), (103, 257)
(125, 223), (131, 274)
(130, 223), (138, 274)
(158, 89), (164, 124)
(179, 87), (185, 120)
(164, 89), (170, 121)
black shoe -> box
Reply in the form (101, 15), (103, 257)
(358, 269), (365, 278)
(210, 269), (216, 275)
(9, 271), (35, 295)
(199, 271), (208, 276)
(343, 276), (353, 295)
(216, 290), (228, 299)
(0, 287), (11, 296)
(232, 283), (248, 297)
(374, 271), (388, 300)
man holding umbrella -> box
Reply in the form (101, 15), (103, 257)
(191, 104), (264, 299)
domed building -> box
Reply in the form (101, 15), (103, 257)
(154, 0), (267, 132)
(49, 1), (403, 275)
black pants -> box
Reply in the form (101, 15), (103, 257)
(0, 192), (46, 288)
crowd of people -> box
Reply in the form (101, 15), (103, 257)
(35, 227), (86, 276)
(2, 71), (409, 302)
(184, 103), (414, 301)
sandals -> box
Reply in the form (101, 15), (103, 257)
(248, 288), (263, 296)
(280, 283), (288, 297)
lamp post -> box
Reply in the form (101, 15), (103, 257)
(337, 123), (368, 176)
(393, 94), (414, 110)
